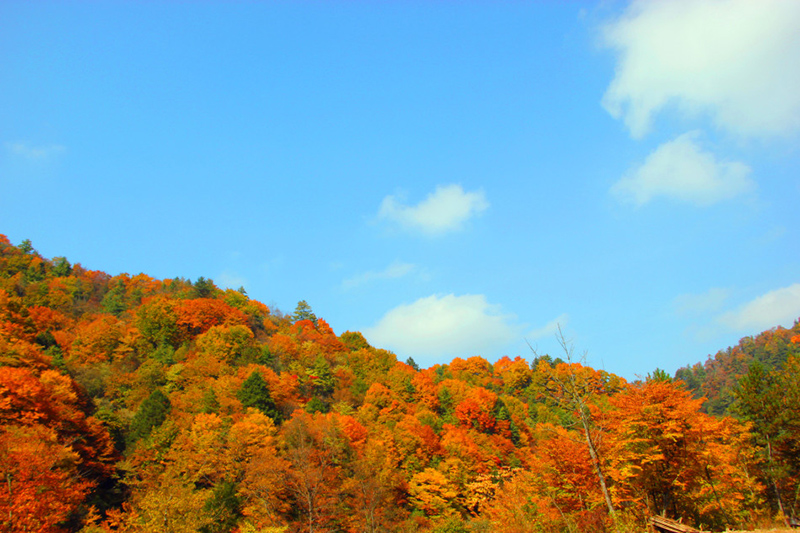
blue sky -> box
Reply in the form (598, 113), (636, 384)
(2, 1), (799, 379)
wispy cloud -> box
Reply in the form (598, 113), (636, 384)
(526, 313), (569, 341)
(342, 261), (417, 290)
(363, 293), (519, 364)
(6, 142), (67, 160)
(611, 131), (754, 206)
(717, 283), (800, 331)
(378, 184), (489, 237)
(601, 0), (800, 139)
(673, 287), (731, 317)
(218, 271), (248, 291)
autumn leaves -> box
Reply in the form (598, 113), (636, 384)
(1, 235), (799, 532)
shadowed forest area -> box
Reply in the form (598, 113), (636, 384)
(1, 235), (799, 533)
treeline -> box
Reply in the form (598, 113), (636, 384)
(675, 322), (800, 415)
(674, 319), (800, 527)
(1, 235), (799, 533)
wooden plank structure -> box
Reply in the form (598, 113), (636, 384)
(649, 515), (706, 533)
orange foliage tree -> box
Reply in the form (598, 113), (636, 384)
(604, 378), (760, 529)
(535, 350), (622, 524)
(0, 367), (117, 531)
(0, 424), (94, 532)
(175, 298), (248, 337)
(281, 411), (351, 532)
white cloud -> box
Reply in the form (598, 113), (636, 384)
(673, 287), (730, 316)
(611, 131), (754, 206)
(718, 283), (800, 331)
(526, 313), (569, 341)
(363, 294), (519, 363)
(342, 261), (417, 290)
(218, 271), (248, 291)
(6, 142), (67, 160)
(602, 0), (800, 139)
(378, 184), (489, 237)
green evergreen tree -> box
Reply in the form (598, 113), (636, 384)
(45, 345), (66, 371)
(51, 256), (72, 277)
(291, 300), (317, 324)
(305, 396), (329, 414)
(18, 239), (34, 254)
(733, 359), (800, 521)
(257, 345), (276, 368)
(194, 276), (216, 298)
(647, 368), (672, 383)
(495, 399), (520, 444)
(152, 342), (176, 365)
(237, 371), (281, 422)
(438, 387), (453, 413)
(200, 480), (241, 533)
(127, 389), (171, 446)
(201, 388), (220, 414)
(438, 387), (458, 425)
(101, 281), (127, 315)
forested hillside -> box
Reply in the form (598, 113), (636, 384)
(1, 235), (798, 533)
(675, 323), (800, 415)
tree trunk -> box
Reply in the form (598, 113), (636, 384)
(766, 439), (790, 527)
(6, 473), (11, 524)
(580, 408), (616, 525)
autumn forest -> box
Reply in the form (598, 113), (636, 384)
(1, 234), (799, 533)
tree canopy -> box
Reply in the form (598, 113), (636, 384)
(1, 234), (798, 532)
